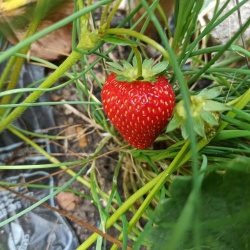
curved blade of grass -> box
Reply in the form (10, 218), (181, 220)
(0, 101), (101, 108)
(214, 130), (250, 141)
(166, 155), (207, 249)
(0, 160), (83, 170)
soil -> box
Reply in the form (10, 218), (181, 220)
(51, 21), (130, 249)
(53, 97), (123, 248)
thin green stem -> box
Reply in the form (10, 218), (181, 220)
(189, 44), (250, 59)
(77, 0), (86, 25)
(99, 3), (111, 28)
(168, 156), (207, 250)
(218, 87), (250, 132)
(184, 67), (250, 76)
(0, 160), (86, 170)
(0, 56), (16, 92)
(106, 28), (169, 60)
(172, 0), (202, 53)
(0, 101), (101, 108)
(176, 0), (203, 62)
(178, 137), (208, 167)
(131, 46), (142, 79)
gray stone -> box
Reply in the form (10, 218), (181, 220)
(206, 0), (250, 45)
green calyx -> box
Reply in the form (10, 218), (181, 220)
(167, 87), (231, 139)
(107, 57), (169, 82)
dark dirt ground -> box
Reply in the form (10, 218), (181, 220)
(53, 100), (122, 247)
(51, 37), (130, 249)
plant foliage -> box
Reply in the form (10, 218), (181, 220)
(0, 0), (250, 249)
(136, 158), (250, 250)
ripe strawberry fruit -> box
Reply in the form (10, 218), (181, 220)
(101, 59), (175, 149)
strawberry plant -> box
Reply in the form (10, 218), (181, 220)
(0, 0), (250, 249)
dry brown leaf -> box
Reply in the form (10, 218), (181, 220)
(0, 0), (74, 60)
(56, 191), (80, 211)
(76, 126), (88, 148)
(64, 125), (88, 147)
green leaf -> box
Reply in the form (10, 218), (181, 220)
(106, 61), (124, 71)
(138, 159), (250, 250)
(181, 122), (189, 139)
(142, 59), (154, 69)
(193, 116), (205, 137)
(120, 60), (133, 69)
(152, 61), (169, 75)
(102, 36), (140, 46)
(166, 114), (181, 132)
(203, 100), (230, 112)
(201, 110), (219, 125)
(198, 87), (221, 99)
(116, 75), (129, 81)
(108, 67), (123, 75)
(132, 56), (138, 67)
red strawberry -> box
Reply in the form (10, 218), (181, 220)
(101, 59), (175, 149)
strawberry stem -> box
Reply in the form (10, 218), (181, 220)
(131, 46), (143, 79)
(106, 28), (169, 60)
